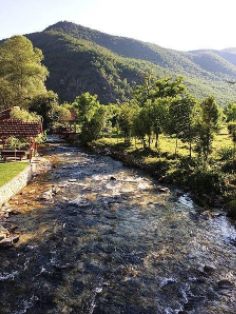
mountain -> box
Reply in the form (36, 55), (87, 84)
(8, 21), (236, 105)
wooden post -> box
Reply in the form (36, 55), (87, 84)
(29, 141), (32, 160)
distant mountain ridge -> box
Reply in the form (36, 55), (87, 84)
(3, 21), (236, 105)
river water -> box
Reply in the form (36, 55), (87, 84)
(0, 144), (236, 314)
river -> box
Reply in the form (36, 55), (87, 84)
(0, 143), (236, 314)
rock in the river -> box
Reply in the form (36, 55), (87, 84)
(0, 236), (19, 248)
(52, 185), (60, 195)
(68, 179), (77, 182)
(217, 280), (234, 289)
(156, 186), (170, 194)
(204, 265), (216, 275)
(110, 176), (117, 181)
(38, 190), (53, 201)
(196, 276), (208, 284)
(70, 198), (91, 208)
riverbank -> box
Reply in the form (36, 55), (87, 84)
(0, 157), (52, 208)
(89, 138), (234, 213)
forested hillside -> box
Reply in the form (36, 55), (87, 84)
(18, 21), (236, 105)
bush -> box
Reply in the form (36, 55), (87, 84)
(218, 146), (234, 161)
(221, 160), (236, 173)
(189, 169), (224, 196)
(227, 200), (236, 218)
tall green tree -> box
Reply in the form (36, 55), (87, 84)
(195, 96), (220, 162)
(151, 98), (169, 148)
(80, 106), (107, 144)
(224, 102), (236, 122)
(29, 91), (58, 129)
(72, 93), (100, 124)
(228, 122), (236, 160)
(119, 103), (138, 145)
(167, 94), (198, 158)
(0, 35), (48, 107)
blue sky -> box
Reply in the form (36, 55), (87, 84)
(1, 0), (236, 51)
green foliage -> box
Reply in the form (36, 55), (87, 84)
(80, 106), (107, 144)
(224, 102), (236, 122)
(118, 103), (137, 144)
(0, 35), (48, 107)
(10, 107), (41, 122)
(195, 96), (220, 161)
(228, 122), (236, 159)
(218, 146), (234, 161)
(35, 132), (48, 145)
(167, 94), (198, 158)
(227, 199), (236, 218)
(189, 169), (224, 197)
(73, 93), (100, 123)
(29, 91), (58, 129)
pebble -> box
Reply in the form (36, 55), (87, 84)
(0, 236), (19, 248)
(217, 280), (234, 289)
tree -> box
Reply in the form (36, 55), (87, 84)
(0, 36), (48, 107)
(167, 94), (198, 158)
(73, 93), (100, 124)
(118, 103), (137, 145)
(133, 75), (186, 106)
(133, 107), (151, 149)
(228, 122), (236, 160)
(151, 98), (169, 148)
(80, 106), (107, 144)
(224, 102), (236, 122)
(0, 78), (13, 110)
(195, 96), (220, 162)
(29, 91), (58, 129)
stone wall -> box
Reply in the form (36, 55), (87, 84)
(0, 165), (32, 207)
(0, 158), (52, 207)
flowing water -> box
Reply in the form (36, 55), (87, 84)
(0, 144), (236, 314)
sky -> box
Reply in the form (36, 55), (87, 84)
(0, 0), (236, 51)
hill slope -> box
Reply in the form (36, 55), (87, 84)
(11, 21), (236, 105)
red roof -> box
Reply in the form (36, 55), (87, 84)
(60, 110), (77, 122)
(0, 119), (43, 138)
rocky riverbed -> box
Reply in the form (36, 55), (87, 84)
(0, 144), (236, 313)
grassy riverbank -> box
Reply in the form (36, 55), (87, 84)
(0, 162), (29, 187)
(90, 129), (236, 214)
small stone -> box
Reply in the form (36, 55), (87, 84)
(156, 186), (170, 193)
(39, 190), (53, 201)
(196, 277), (208, 284)
(204, 265), (216, 275)
(0, 236), (19, 248)
(110, 176), (116, 181)
(52, 186), (60, 195)
(68, 179), (77, 182)
(217, 280), (234, 289)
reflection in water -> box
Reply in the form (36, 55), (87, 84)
(0, 144), (236, 314)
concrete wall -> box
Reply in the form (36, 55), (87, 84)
(0, 165), (32, 207)
(0, 158), (52, 207)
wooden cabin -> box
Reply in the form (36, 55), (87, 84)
(0, 109), (43, 161)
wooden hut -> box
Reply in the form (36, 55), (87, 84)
(0, 109), (43, 160)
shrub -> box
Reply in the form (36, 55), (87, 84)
(218, 146), (234, 161)
(189, 169), (224, 196)
(227, 200), (236, 218)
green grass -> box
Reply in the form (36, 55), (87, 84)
(0, 162), (29, 187)
(94, 127), (233, 160)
